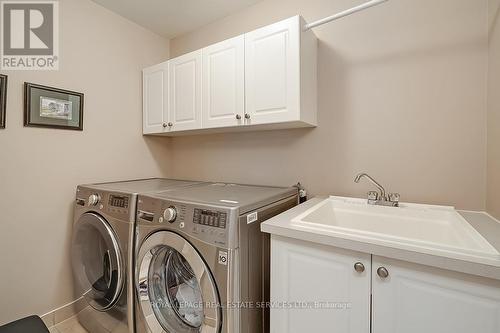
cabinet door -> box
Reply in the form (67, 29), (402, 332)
(169, 50), (202, 131)
(372, 256), (500, 333)
(202, 36), (244, 128)
(270, 236), (371, 333)
(143, 62), (168, 134)
(245, 16), (300, 125)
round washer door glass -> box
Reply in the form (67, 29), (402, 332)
(71, 212), (124, 311)
(137, 231), (220, 333)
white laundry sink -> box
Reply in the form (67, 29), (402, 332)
(292, 196), (499, 258)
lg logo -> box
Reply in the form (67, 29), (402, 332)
(1, 1), (59, 70)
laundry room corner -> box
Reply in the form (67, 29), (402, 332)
(0, 0), (172, 325)
(2, 0), (500, 332)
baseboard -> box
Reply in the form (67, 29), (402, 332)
(40, 297), (87, 328)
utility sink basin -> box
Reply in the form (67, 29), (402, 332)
(292, 196), (499, 259)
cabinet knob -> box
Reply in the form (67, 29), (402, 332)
(162, 123), (168, 128)
(377, 267), (389, 278)
(168, 122), (173, 127)
(236, 114), (242, 120)
(244, 113), (251, 119)
(354, 262), (365, 273)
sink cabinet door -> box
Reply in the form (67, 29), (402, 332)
(270, 235), (371, 333)
(372, 256), (500, 333)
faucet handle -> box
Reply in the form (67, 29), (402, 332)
(367, 191), (378, 203)
(388, 193), (400, 204)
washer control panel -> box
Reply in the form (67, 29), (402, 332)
(193, 209), (227, 229)
(136, 196), (233, 247)
(163, 206), (177, 223)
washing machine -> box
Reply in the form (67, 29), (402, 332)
(71, 178), (204, 333)
(134, 182), (298, 333)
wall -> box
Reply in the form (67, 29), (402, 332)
(488, 0), (500, 219)
(0, 0), (170, 324)
(168, 0), (488, 210)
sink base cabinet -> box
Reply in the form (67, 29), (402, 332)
(372, 256), (500, 333)
(270, 236), (500, 333)
(270, 235), (371, 333)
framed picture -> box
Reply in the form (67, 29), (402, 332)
(24, 82), (84, 130)
(0, 74), (7, 129)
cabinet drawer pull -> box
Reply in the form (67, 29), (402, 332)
(377, 267), (389, 278)
(354, 262), (365, 273)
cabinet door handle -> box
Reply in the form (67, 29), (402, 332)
(168, 122), (173, 127)
(354, 262), (365, 273)
(236, 114), (242, 120)
(162, 122), (168, 128)
(244, 113), (251, 119)
(377, 267), (389, 278)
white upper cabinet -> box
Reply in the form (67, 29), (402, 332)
(169, 50), (202, 132)
(142, 15), (317, 135)
(143, 61), (168, 134)
(202, 36), (245, 128)
(245, 15), (316, 127)
(245, 16), (298, 125)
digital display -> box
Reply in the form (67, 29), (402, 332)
(193, 209), (227, 229)
(109, 195), (129, 208)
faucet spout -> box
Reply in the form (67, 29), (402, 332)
(354, 173), (387, 200)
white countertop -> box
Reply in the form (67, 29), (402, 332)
(261, 197), (500, 280)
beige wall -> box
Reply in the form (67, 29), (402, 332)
(0, 0), (170, 324)
(488, 0), (500, 219)
(169, 0), (488, 210)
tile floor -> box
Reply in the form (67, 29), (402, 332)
(48, 316), (88, 333)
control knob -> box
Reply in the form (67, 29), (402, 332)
(88, 194), (100, 206)
(163, 206), (177, 223)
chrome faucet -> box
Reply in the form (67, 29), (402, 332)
(354, 173), (400, 207)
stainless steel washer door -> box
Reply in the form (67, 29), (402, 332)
(71, 212), (124, 311)
(137, 231), (221, 333)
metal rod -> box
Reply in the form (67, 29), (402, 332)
(303, 0), (389, 31)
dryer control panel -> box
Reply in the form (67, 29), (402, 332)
(75, 186), (136, 222)
(109, 195), (129, 209)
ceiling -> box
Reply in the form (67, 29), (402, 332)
(91, 0), (262, 38)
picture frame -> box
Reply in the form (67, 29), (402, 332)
(0, 74), (7, 129)
(24, 82), (84, 130)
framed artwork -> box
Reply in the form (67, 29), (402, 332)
(0, 74), (7, 129)
(24, 82), (84, 130)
